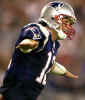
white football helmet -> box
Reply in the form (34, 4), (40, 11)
(39, 1), (76, 39)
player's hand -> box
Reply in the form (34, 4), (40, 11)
(64, 71), (79, 79)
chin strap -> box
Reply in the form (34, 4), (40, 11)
(56, 28), (67, 40)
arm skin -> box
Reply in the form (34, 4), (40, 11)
(65, 70), (79, 79)
(50, 61), (79, 79)
(16, 39), (39, 53)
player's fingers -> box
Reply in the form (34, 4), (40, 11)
(73, 75), (79, 79)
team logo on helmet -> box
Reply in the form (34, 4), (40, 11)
(49, 1), (64, 8)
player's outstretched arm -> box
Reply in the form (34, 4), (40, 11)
(16, 39), (39, 53)
(50, 61), (79, 79)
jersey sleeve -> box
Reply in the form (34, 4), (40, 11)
(16, 25), (46, 52)
(23, 27), (43, 41)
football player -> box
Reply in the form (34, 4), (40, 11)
(0, 1), (78, 100)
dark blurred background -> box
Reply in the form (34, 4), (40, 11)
(0, 0), (85, 100)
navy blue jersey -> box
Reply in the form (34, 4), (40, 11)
(3, 23), (60, 87)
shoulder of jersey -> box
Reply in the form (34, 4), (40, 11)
(23, 23), (50, 39)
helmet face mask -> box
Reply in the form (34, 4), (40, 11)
(39, 1), (76, 40)
(54, 14), (75, 39)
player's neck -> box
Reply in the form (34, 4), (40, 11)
(38, 22), (58, 41)
(46, 27), (58, 42)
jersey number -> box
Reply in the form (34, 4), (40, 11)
(36, 52), (52, 85)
